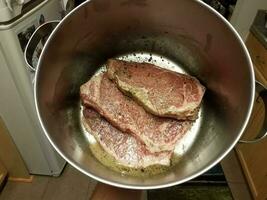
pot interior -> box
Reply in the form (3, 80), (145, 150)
(35, 0), (254, 189)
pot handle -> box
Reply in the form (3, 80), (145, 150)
(24, 20), (60, 72)
(239, 81), (267, 143)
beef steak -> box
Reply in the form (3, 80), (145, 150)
(80, 73), (192, 153)
(82, 108), (172, 168)
(107, 59), (205, 120)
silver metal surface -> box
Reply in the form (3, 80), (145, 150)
(239, 81), (267, 143)
(117, 53), (203, 157)
(24, 20), (59, 71)
(80, 52), (203, 159)
(33, 0), (255, 189)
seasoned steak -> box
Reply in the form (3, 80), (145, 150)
(107, 59), (205, 120)
(80, 73), (192, 153)
(82, 108), (172, 168)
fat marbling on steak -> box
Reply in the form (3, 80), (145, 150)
(107, 59), (205, 120)
(82, 108), (172, 168)
(80, 73), (192, 153)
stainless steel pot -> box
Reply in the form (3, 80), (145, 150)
(25, 0), (267, 189)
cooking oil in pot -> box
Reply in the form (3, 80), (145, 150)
(80, 52), (203, 177)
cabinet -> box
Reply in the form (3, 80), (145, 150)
(236, 33), (267, 200)
(0, 159), (7, 191)
(0, 116), (30, 181)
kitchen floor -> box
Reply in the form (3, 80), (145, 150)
(0, 165), (97, 200)
(0, 150), (252, 200)
(0, 164), (231, 200)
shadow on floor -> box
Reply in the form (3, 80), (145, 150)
(0, 164), (97, 200)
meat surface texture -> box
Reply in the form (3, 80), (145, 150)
(107, 59), (205, 120)
(80, 73), (192, 153)
(82, 108), (172, 168)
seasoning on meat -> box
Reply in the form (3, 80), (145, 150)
(107, 59), (205, 120)
(82, 108), (172, 168)
(80, 73), (192, 153)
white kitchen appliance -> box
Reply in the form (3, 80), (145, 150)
(0, 0), (67, 176)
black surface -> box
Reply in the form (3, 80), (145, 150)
(75, 0), (86, 6)
(185, 164), (227, 185)
(148, 185), (233, 200)
(147, 164), (232, 200)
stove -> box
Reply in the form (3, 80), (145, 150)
(186, 164), (227, 185)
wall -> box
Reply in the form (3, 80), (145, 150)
(230, 0), (267, 41)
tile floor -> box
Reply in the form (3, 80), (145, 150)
(0, 150), (252, 200)
(0, 165), (97, 200)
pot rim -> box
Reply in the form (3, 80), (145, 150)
(34, 0), (255, 189)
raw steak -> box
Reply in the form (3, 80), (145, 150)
(82, 108), (172, 168)
(107, 59), (205, 120)
(80, 73), (192, 153)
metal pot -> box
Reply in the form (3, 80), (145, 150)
(25, 0), (267, 189)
